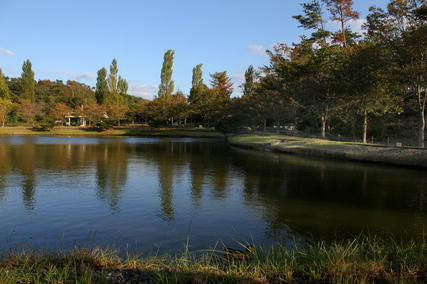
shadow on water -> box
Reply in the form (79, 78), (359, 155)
(0, 135), (425, 251)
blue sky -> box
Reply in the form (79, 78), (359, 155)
(0, 0), (389, 99)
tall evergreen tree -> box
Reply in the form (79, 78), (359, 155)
(158, 50), (175, 98)
(95, 67), (108, 105)
(0, 68), (9, 100)
(21, 59), (35, 102)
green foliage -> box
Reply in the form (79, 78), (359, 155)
(21, 59), (35, 102)
(95, 67), (108, 105)
(0, 68), (9, 100)
(158, 49), (175, 98)
(188, 63), (204, 105)
(95, 119), (116, 131)
(241, 65), (257, 97)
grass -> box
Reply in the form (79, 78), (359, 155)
(229, 133), (427, 168)
(0, 235), (425, 283)
(0, 126), (224, 138)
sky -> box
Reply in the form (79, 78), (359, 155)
(0, 0), (390, 100)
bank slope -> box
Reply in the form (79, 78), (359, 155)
(228, 134), (427, 169)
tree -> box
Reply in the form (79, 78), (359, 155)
(108, 102), (128, 126)
(158, 50), (175, 98)
(107, 58), (119, 104)
(21, 59), (35, 102)
(210, 71), (233, 99)
(118, 75), (128, 98)
(324, 0), (360, 46)
(17, 98), (43, 126)
(84, 102), (106, 126)
(242, 65), (257, 97)
(0, 98), (13, 127)
(345, 41), (402, 143)
(49, 103), (72, 126)
(189, 64), (204, 105)
(293, 0), (330, 43)
(0, 68), (9, 100)
(95, 67), (108, 105)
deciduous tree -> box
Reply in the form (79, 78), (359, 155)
(158, 50), (175, 99)
(21, 59), (35, 102)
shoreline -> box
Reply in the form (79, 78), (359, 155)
(1, 236), (424, 283)
(228, 134), (427, 169)
(0, 126), (224, 138)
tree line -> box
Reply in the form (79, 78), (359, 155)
(0, 0), (425, 146)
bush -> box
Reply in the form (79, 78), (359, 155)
(94, 119), (116, 131)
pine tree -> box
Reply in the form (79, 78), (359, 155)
(324, 0), (359, 46)
(95, 67), (108, 105)
(158, 50), (175, 99)
(293, 0), (330, 43)
(21, 59), (35, 102)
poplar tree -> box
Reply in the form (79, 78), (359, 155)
(108, 58), (119, 102)
(95, 67), (108, 105)
(21, 59), (35, 102)
(242, 65), (256, 97)
(0, 68), (9, 100)
(158, 50), (175, 98)
(118, 75), (128, 98)
(189, 64), (204, 104)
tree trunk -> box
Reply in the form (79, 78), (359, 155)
(363, 108), (368, 144)
(263, 119), (267, 132)
(418, 84), (426, 148)
(321, 105), (328, 139)
(294, 107), (298, 133)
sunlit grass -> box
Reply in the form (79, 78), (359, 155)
(0, 126), (223, 138)
(0, 235), (425, 283)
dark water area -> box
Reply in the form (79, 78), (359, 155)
(0, 136), (425, 253)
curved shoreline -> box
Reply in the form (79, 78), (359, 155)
(228, 134), (427, 169)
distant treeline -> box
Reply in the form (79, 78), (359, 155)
(0, 0), (425, 146)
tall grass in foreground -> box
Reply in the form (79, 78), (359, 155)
(0, 235), (425, 283)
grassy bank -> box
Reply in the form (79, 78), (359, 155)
(0, 126), (224, 138)
(229, 134), (427, 169)
(0, 236), (425, 283)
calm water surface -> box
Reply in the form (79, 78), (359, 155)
(0, 136), (425, 252)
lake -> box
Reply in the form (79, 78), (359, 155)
(0, 136), (425, 253)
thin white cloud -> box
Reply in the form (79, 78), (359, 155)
(248, 45), (265, 56)
(128, 85), (158, 100)
(349, 18), (366, 35)
(326, 18), (367, 36)
(0, 48), (14, 56)
(74, 72), (96, 81)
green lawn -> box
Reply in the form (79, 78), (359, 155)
(0, 126), (224, 138)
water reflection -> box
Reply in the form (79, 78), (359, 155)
(95, 142), (128, 213)
(0, 136), (425, 251)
